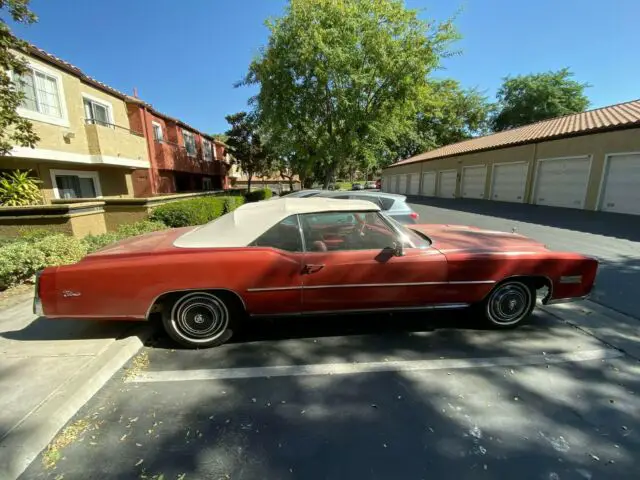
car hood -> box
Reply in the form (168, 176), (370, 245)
(409, 224), (547, 253)
(84, 227), (195, 259)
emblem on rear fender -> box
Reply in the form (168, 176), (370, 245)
(62, 290), (82, 298)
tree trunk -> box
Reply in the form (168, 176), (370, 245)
(289, 177), (294, 191)
(247, 174), (253, 192)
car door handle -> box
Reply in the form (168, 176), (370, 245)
(302, 264), (325, 274)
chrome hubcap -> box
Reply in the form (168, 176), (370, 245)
(171, 293), (229, 343)
(488, 283), (530, 325)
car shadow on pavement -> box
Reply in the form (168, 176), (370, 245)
(30, 307), (640, 480)
(0, 317), (140, 342)
(408, 196), (640, 242)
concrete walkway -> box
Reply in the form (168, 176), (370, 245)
(0, 295), (153, 480)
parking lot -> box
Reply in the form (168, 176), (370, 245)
(20, 199), (640, 480)
(409, 198), (640, 319)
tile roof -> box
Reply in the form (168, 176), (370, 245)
(388, 99), (640, 168)
(25, 44), (222, 145)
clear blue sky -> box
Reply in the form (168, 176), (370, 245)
(10, 0), (639, 134)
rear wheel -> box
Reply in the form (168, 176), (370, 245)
(481, 280), (535, 328)
(162, 291), (239, 348)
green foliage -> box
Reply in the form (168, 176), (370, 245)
(0, 1), (40, 155)
(0, 234), (86, 288)
(81, 220), (166, 254)
(491, 68), (590, 131)
(243, 188), (272, 203)
(0, 169), (43, 206)
(224, 112), (270, 192)
(149, 196), (244, 228)
(244, 0), (459, 186)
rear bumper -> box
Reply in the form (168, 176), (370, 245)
(33, 270), (44, 316)
(543, 294), (590, 306)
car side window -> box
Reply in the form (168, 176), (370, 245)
(301, 211), (396, 252)
(250, 215), (302, 252)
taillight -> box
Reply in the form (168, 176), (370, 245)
(410, 212), (419, 220)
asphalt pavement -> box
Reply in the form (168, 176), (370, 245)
(408, 198), (640, 319)
(20, 307), (640, 480)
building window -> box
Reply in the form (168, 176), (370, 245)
(13, 66), (63, 119)
(182, 130), (197, 157)
(50, 169), (102, 199)
(203, 177), (212, 190)
(83, 96), (113, 127)
(152, 121), (163, 142)
(203, 139), (213, 161)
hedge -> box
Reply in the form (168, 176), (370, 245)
(149, 195), (245, 228)
(243, 188), (273, 203)
(0, 220), (166, 289)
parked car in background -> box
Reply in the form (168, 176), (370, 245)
(271, 189), (321, 199)
(315, 190), (420, 224)
(34, 198), (598, 349)
(352, 183), (364, 190)
(365, 181), (377, 189)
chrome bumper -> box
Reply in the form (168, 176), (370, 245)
(543, 294), (590, 306)
(33, 270), (44, 316)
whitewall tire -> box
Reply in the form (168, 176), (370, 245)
(482, 280), (535, 328)
(162, 291), (237, 348)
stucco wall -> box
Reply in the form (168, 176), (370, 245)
(383, 128), (640, 210)
(0, 158), (134, 203)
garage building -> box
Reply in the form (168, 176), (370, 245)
(382, 99), (640, 216)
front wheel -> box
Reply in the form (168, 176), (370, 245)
(481, 280), (535, 329)
(162, 291), (238, 348)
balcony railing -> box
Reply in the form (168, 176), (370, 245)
(85, 118), (144, 136)
(153, 140), (226, 175)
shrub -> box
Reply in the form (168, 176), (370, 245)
(81, 220), (167, 254)
(0, 169), (43, 206)
(243, 188), (272, 203)
(149, 196), (244, 228)
(0, 235), (86, 288)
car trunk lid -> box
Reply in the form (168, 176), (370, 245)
(83, 227), (194, 259)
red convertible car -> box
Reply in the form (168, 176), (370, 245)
(34, 198), (597, 348)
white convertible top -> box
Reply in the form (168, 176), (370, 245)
(173, 197), (380, 249)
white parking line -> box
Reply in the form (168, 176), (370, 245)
(128, 348), (622, 383)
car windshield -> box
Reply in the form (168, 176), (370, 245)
(383, 213), (431, 248)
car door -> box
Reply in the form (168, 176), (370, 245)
(243, 215), (305, 315)
(299, 211), (448, 313)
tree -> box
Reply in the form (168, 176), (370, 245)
(244, 0), (458, 187)
(223, 112), (268, 192)
(491, 68), (590, 131)
(0, 0), (39, 155)
(386, 79), (492, 161)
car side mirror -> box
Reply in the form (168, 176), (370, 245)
(392, 241), (404, 257)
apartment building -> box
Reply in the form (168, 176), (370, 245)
(127, 99), (229, 197)
(2, 45), (229, 202)
(3, 46), (149, 202)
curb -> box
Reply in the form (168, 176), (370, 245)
(0, 324), (155, 480)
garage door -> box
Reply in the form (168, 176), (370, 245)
(391, 176), (398, 193)
(438, 170), (457, 198)
(491, 162), (528, 203)
(599, 154), (640, 216)
(461, 165), (487, 199)
(398, 174), (408, 194)
(421, 171), (436, 196)
(408, 173), (420, 195)
(534, 157), (591, 209)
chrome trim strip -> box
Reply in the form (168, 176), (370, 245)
(249, 303), (470, 317)
(559, 275), (582, 284)
(246, 286), (302, 292)
(247, 280), (496, 292)
(543, 294), (590, 306)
